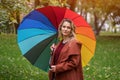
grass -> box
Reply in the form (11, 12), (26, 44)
(0, 34), (120, 80)
(0, 34), (48, 80)
(84, 36), (120, 80)
(100, 31), (120, 36)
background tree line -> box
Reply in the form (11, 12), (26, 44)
(0, 0), (120, 35)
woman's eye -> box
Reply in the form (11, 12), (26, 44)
(62, 26), (66, 28)
(67, 26), (71, 29)
(62, 26), (71, 28)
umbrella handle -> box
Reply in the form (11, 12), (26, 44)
(49, 49), (54, 69)
(49, 56), (52, 69)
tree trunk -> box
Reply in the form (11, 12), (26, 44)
(93, 12), (98, 35)
(94, 12), (108, 35)
(67, 0), (77, 11)
(84, 11), (87, 21)
(14, 11), (20, 34)
(98, 16), (107, 32)
(34, 0), (40, 8)
(114, 28), (117, 33)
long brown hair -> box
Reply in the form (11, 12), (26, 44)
(58, 18), (76, 39)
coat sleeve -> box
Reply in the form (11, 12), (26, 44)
(55, 40), (82, 73)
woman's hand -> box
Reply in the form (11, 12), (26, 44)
(49, 65), (56, 72)
(50, 43), (55, 51)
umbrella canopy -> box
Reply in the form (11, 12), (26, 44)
(17, 6), (96, 72)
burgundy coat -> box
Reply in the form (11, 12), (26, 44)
(49, 38), (84, 80)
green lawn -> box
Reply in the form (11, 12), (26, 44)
(0, 34), (120, 80)
(0, 34), (48, 80)
(100, 31), (120, 36)
(83, 36), (120, 80)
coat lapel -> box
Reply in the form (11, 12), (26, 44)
(57, 42), (69, 63)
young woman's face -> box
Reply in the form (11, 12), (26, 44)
(61, 21), (72, 37)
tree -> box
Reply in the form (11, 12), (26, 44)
(33, 0), (78, 11)
(0, 0), (28, 34)
(77, 0), (120, 35)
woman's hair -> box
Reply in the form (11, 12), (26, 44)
(58, 18), (76, 39)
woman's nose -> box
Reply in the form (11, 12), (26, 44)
(64, 27), (67, 30)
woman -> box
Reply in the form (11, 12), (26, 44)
(49, 18), (84, 80)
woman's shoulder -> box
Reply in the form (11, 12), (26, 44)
(67, 38), (82, 50)
(69, 37), (82, 46)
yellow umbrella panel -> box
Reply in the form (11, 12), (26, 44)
(76, 27), (96, 67)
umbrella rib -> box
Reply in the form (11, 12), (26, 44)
(50, 7), (59, 28)
(72, 15), (91, 27)
(82, 43), (96, 55)
(26, 18), (56, 31)
(72, 15), (81, 21)
(24, 34), (57, 65)
(20, 18), (56, 31)
(18, 28), (56, 32)
(18, 27), (56, 31)
(38, 33), (58, 55)
(18, 32), (56, 43)
(34, 34), (58, 62)
(76, 33), (96, 41)
(24, 10), (56, 31)
(33, 34), (58, 71)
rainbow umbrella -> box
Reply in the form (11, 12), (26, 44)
(17, 6), (96, 72)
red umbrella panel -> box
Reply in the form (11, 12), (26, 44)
(17, 6), (96, 72)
